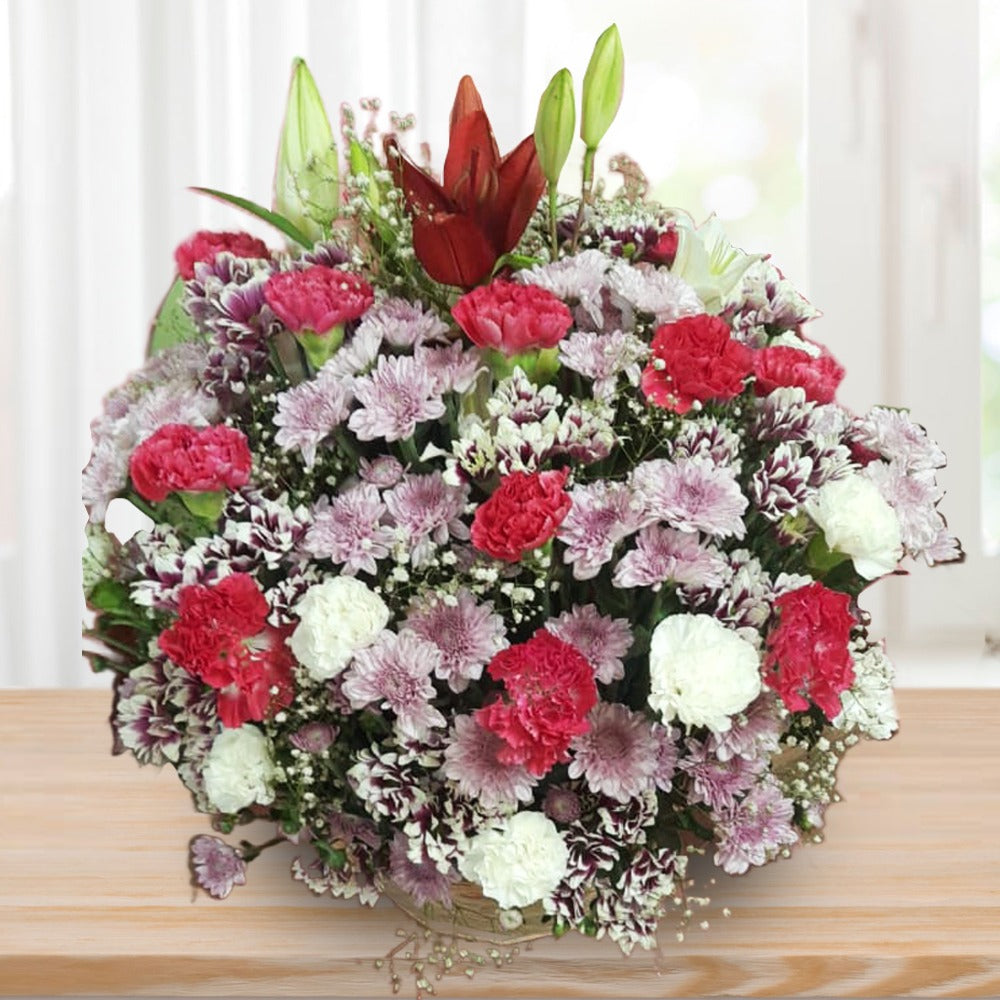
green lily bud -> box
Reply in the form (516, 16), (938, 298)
(580, 24), (624, 150)
(274, 58), (339, 244)
(534, 67), (575, 187)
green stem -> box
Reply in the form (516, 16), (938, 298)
(398, 435), (421, 468)
(239, 836), (284, 863)
(548, 185), (560, 261)
(126, 493), (157, 521)
(570, 146), (597, 254)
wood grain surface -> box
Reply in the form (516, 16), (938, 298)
(1, 688), (998, 997)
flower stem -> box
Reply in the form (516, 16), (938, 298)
(548, 185), (560, 261)
(570, 146), (597, 253)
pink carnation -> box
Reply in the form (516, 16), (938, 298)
(129, 423), (252, 503)
(264, 266), (374, 334)
(451, 280), (573, 356)
(753, 344), (844, 404)
(174, 230), (270, 280)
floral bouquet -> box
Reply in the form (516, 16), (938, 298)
(82, 25), (960, 978)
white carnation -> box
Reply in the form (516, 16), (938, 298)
(203, 726), (278, 814)
(458, 812), (568, 910)
(805, 473), (903, 580)
(834, 644), (898, 740)
(648, 614), (761, 733)
(289, 576), (390, 681)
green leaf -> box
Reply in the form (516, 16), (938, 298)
(274, 58), (339, 244)
(191, 186), (313, 247)
(147, 277), (200, 357)
(178, 490), (227, 522)
(313, 840), (347, 869)
(534, 67), (576, 187)
(581, 24), (624, 150)
(88, 579), (132, 614)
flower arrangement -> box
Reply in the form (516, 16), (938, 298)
(83, 25), (960, 978)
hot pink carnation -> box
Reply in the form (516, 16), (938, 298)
(264, 266), (374, 334)
(753, 343), (844, 404)
(129, 423), (252, 503)
(174, 230), (270, 280)
(471, 468), (571, 562)
(476, 630), (598, 776)
(763, 581), (856, 719)
(451, 280), (572, 356)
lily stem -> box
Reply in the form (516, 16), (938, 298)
(548, 185), (560, 261)
(570, 146), (597, 253)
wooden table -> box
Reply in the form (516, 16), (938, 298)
(1, 689), (998, 997)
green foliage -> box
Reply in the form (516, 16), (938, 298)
(148, 277), (200, 356)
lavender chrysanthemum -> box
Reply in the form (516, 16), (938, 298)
(189, 835), (247, 899)
(678, 736), (766, 811)
(356, 297), (449, 349)
(273, 367), (353, 468)
(713, 779), (799, 875)
(568, 702), (660, 803)
(348, 354), (446, 442)
(358, 455), (404, 488)
(384, 472), (469, 566)
(547, 604), (633, 684)
(606, 258), (702, 324)
(558, 481), (644, 580)
(389, 833), (455, 908)
(558, 329), (648, 400)
(305, 484), (394, 575)
(341, 630), (446, 740)
(853, 406), (947, 471)
(406, 590), (507, 693)
(416, 341), (483, 395)
(613, 525), (728, 590)
(441, 714), (537, 810)
(517, 249), (610, 328)
(632, 458), (748, 539)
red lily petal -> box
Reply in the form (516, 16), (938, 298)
(384, 135), (454, 215)
(491, 134), (547, 253)
(445, 110), (500, 212)
(449, 75), (486, 132)
(412, 212), (498, 288)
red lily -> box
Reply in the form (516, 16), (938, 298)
(385, 76), (546, 288)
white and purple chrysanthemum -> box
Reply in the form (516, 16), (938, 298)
(341, 630), (446, 740)
(355, 297), (449, 349)
(273, 367), (353, 468)
(348, 354), (446, 442)
(189, 835), (247, 899)
(547, 604), (633, 684)
(384, 472), (470, 566)
(632, 458), (748, 539)
(558, 481), (644, 580)
(558, 329), (648, 400)
(441, 714), (537, 810)
(389, 833), (456, 908)
(406, 589), (507, 693)
(569, 702), (661, 803)
(305, 484), (394, 575)
(712, 779), (799, 875)
(613, 525), (729, 590)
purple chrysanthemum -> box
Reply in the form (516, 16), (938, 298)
(189, 835), (247, 899)
(441, 714), (537, 810)
(612, 525), (728, 590)
(631, 458), (748, 539)
(384, 472), (469, 566)
(358, 455), (404, 488)
(547, 604), (633, 684)
(568, 702), (660, 803)
(389, 833), (456, 908)
(606, 258), (702, 324)
(543, 786), (582, 824)
(678, 736), (766, 812)
(558, 481), (644, 580)
(273, 368), (353, 468)
(405, 589), (507, 693)
(347, 354), (446, 442)
(713, 779), (799, 875)
(304, 484), (394, 575)
(341, 630), (446, 740)
(517, 249), (610, 329)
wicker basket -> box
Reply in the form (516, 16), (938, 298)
(380, 878), (554, 945)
